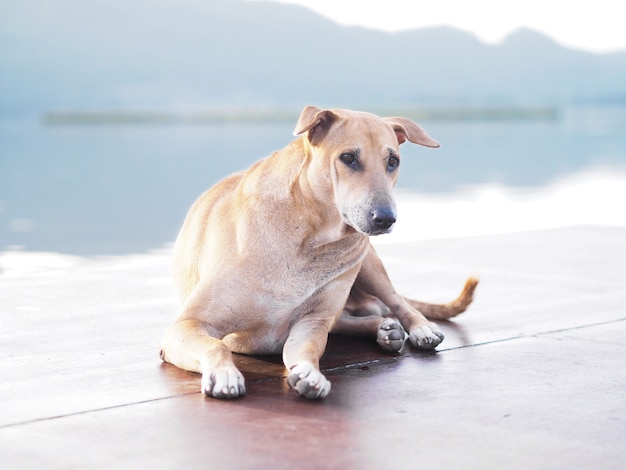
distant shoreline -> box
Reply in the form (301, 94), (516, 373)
(41, 107), (559, 126)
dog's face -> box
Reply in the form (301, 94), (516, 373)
(295, 107), (440, 236)
(325, 113), (402, 235)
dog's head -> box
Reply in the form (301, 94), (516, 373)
(294, 106), (439, 236)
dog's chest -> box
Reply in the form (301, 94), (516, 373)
(260, 233), (367, 299)
(207, 230), (369, 350)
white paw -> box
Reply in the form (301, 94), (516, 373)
(377, 318), (406, 352)
(409, 323), (444, 350)
(201, 366), (246, 399)
(287, 362), (331, 399)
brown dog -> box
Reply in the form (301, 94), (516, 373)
(160, 106), (477, 399)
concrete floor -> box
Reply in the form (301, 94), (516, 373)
(1, 226), (625, 469)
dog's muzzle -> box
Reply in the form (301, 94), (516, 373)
(342, 201), (397, 235)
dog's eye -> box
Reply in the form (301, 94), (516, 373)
(340, 152), (361, 170)
(387, 155), (400, 171)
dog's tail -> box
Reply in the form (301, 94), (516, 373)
(405, 277), (479, 320)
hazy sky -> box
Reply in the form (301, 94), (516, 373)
(254, 0), (626, 53)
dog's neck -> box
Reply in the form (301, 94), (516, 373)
(239, 137), (363, 248)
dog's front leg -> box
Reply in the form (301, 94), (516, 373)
(282, 314), (337, 399)
(160, 319), (246, 399)
(356, 244), (444, 350)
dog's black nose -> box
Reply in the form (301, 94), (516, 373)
(371, 207), (396, 230)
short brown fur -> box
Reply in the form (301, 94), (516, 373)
(160, 106), (477, 399)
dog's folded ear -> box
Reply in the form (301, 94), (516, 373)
(383, 117), (440, 148)
(294, 105), (339, 145)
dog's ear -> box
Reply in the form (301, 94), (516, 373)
(294, 106), (339, 145)
(383, 117), (440, 148)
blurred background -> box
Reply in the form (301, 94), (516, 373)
(1, 0), (625, 254)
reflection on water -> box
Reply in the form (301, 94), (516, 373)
(375, 167), (626, 245)
(1, 105), (625, 255)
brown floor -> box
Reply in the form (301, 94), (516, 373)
(1, 226), (625, 469)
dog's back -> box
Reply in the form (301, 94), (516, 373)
(172, 171), (245, 300)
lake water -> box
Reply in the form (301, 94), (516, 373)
(1, 105), (626, 255)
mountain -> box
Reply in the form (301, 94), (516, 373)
(1, 0), (625, 115)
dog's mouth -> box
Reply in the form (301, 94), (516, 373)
(365, 224), (395, 236)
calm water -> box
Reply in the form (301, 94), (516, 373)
(1, 105), (626, 254)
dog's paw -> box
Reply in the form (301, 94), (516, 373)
(408, 323), (444, 350)
(377, 318), (406, 352)
(287, 362), (331, 399)
(201, 366), (246, 399)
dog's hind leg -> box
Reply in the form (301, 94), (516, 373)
(351, 244), (448, 350)
(160, 319), (246, 399)
(333, 286), (406, 352)
(332, 311), (406, 352)
(334, 284), (406, 352)
(332, 276), (478, 352)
